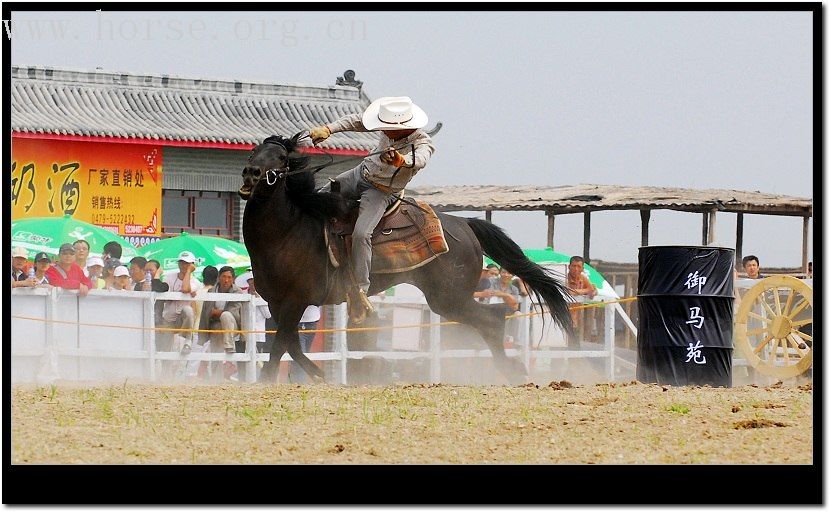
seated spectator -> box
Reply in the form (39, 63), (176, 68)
(110, 265), (132, 291)
(11, 246), (35, 288)
(73, 239), (91, 276)
(102, 241), (123, 266)
(199, 266), (245, 381)
(129, 256), (169, 292)
(160, 251), (200, 355)
(100, 258), (122, 290)
(741, 255), (765, 279)
(86, 257), (105, 289)
(32, 252), (52, 286)
(45, 243), (93, 296)
(489, 267), (521, 313)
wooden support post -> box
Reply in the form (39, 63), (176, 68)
(707, 211), (717, 245)
(546, 211), (555, 249)
(485, 209), (492, 223)
(640, 210), (650, 247)
(701, 212), (709, 245)
(583, 212), (591, 263)
(735, 213), (744, 266)
(802, 216), (810, 275)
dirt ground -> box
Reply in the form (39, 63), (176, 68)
(12, 379), (812, 464)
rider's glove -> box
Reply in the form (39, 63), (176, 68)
(309, 125), (331, 144)
(380, 147), (406, 167)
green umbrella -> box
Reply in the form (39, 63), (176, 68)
(11, 214), (138, 260)
(485, 247), (618, 299)
(139, 232), (251, 277)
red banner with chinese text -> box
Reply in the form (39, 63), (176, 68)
(11, 137), (163, 237)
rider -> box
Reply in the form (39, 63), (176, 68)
(309, 96), (435, 324)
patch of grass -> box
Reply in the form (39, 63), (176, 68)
(362, 397), (391, 425)
(668, 404), (690, 414)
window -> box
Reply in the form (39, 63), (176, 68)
(162, 190), (233, 237)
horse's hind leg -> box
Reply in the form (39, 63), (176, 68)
(426, 295), (528, 386)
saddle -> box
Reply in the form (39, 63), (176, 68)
(327, 192), (449, 274)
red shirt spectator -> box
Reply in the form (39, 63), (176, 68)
(45, 243), (93, 296)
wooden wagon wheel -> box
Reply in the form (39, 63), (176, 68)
(734, 276), (813, 379)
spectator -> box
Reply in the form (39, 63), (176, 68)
(32, 252), (52, 286)
(566, 256), (597, 300)
(192, 265), (220, 380)
(160, 251), (200, 355)
(45, 243), (93, 296)
(129, 256), (169, 292)
(489, 267), (521, 313)
(100, 258), (122, 290)
(102, 241), (123, 265)
(110, 266), (132, 291)
(474, 263), (496, 303)
(145, 259), (164, 279)
(86, 257), (105, 289)
(73, 239), (91, 276)
(808, 261), (813, 279)
(11, 246), (35, 288)
(199, 266), (244, 381)
(742, 255), (765, 279)
(485, 263), (500, 279)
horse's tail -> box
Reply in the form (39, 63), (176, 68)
(466, 218), (575, 338)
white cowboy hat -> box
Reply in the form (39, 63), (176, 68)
(362, 96), (428, 131)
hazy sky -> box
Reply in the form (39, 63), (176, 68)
(10, 9), (814, 267)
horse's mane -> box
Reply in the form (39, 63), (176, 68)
(259, 134), (348, 220)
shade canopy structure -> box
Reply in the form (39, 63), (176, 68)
(11, 215), (138, 260)
(139, 232), (251, 274)
(485, 247), (619, 300)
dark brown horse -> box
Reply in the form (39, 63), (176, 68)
(239, 134), (573, 385)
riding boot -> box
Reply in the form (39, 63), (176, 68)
(347, 288), (374, 325)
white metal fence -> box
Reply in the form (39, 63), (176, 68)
(11, 287), (632, 385)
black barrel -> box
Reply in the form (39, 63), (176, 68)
(637, 246), (735, 387)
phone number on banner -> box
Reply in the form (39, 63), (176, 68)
(124, 236), (160, 248)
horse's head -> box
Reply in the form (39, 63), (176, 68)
(239, 133), (309, 200)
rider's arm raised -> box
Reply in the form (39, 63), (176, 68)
(326, 113), (368, 134)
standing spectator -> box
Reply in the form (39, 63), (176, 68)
(566, 255), (597, 345)
(129, 256), (169, 292)
(32, 252), (52, 286)
(160, 251), (200, 355)
(485, 263), (500, 279)
(807, 261), (813, 279)
(244, 272), (279, 382)
(192, 265), (220, 380)
(474, 264), (496, 303)
(145, 259), (164, 279)
(86, 257), (105, 289)
(73, 239), (91, 276)
(102, 241), (123, 265)
(100, 258), (122, 291)
(489, 267), (521, 313)
(742, 255), (765, 279)
(45, 243), (93, 296)
(11, 247), (35, 288)
(110, 266), (132, 291)
(199, 266), (244, 381)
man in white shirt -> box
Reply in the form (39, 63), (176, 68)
(160, 250), (200, 355)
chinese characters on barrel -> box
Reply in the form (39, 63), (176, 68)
(684, 271), (709, 365)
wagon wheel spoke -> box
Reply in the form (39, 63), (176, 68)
(792, 330), (812, 342)
(747, 311), (772, 324)
(782, 336), (791, 365)
(788, 299), (809, 320)
(766, 338), (778, 364)
(773, 287), (782, 315)
(781, 290), (796, 316)
(791, 318), (813, 328)
(747, 326), (769, 337)
(786, 335), (806, 358)
(758, 295), (777, 318)
(753, 334), (775, 355)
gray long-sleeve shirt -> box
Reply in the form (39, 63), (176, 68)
(326, 113), (435, 193)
